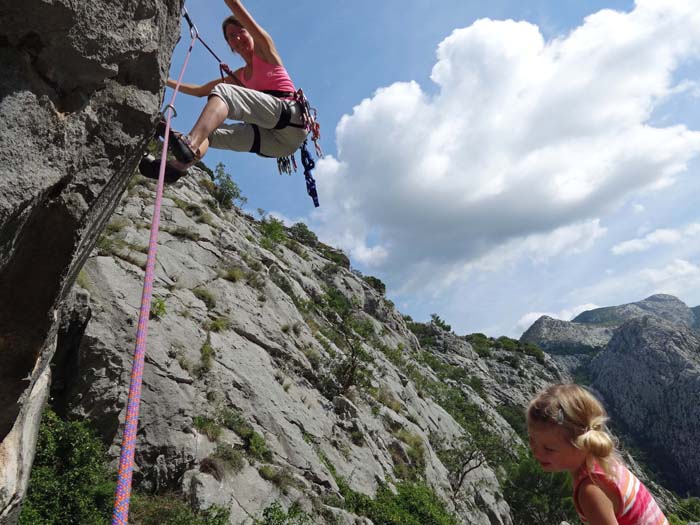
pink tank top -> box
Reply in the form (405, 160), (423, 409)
(239, 53), (296, 94)
(573, 462), (669, 525)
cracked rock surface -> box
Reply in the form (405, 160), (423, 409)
(57, 170), (531, 524)
(0, 0), (180, 521)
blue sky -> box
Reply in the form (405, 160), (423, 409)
(167, 1), (700, 337)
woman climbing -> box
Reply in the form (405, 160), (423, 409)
(141, 0), (309, 183)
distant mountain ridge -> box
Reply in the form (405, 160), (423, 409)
(573, 294), (700, 329)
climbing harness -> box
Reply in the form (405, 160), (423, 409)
(183, 11), (323, 207)
(110, 10), (198, 525)
(274, 89), (323, 207)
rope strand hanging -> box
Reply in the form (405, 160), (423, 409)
(110, 10), (199, 525)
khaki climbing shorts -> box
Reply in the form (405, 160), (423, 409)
(208, 84), (308, 158)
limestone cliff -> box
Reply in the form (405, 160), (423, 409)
(0, 0), (180, 521)
(51, 169), (560, 524)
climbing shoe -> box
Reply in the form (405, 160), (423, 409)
(155, 120), (199, 165)
(138, 154), (187, 184)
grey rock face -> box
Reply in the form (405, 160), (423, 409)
(0, 0), (180, 520)
(50, 170), (550, 524)
(521, 315), (613, 353)
(591, 316), (700, 494)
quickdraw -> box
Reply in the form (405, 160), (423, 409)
(276, 89), (322, 207)
(300, 140), (319, 208)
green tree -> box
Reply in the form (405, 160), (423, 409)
(366, 482), (458, 525)
(669, 496), (700, 525)
(131, 494), (229, 525)
(363, 275), (386, 295)
(430, 313), (451, 332)
(288, 222), (318, 247)
(502, 450), (578, 525)
(19, 409), (114, 525)
(436, 428), (510, 495)
(213, 162), (246, 209)
(260, 216), (287, 247)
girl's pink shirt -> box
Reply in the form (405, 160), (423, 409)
(573, 462), (669, 525)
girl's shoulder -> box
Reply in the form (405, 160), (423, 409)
(575, 460), (622, 484)
(574, 462), (624, 517)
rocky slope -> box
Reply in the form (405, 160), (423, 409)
(50, 168), (572, 524)
(0, 0), (180, 521)
(592, 317), (700, 494)
(522, 295), (700, 495)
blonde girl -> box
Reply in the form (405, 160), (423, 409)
(527, 383), (669, 525)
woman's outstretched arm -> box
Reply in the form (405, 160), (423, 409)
(224, 0), (283, 65)
(166, 78), (225, 97)
(167, 63), (245, 97)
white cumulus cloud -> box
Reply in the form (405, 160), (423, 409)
(612, 223), (700, 254)
(516, 303), (600, 333)
(568, 259), (700, 305)
(311, 1), (700, 293)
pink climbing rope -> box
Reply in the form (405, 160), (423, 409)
(111, 10), (199, 525)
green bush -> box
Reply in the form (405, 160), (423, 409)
(130, 494), (229, 525)
(322, 287), (353, 319)
(288, 222), (318, 247)
(465, 333), (492, 357)
(496, 336), (518, 351)
(169, 226), (200, 241)
(215, 407), (272, 461)
(208, 317), (231, 333)
(19, 409), (114, 525)
(200, 338), (215, 372)
(213, 163), (246, 209)
(261, 217), (287, 247)
(339, 480), (458, 525)
(258, 466), (296, 492)
(363, 275), (386, 295)
(406, 321), (439, 348)
(669, 496), (700, 525)
(430, 313), (451, 332)
(221, 266), (244, 283)
(502, 450), (577, 525)
(496, 404), (528, 439)
(493, 336), (546, 364)
(248, 431), (273, 461)
(418, 351), (469, 383)
(212, 443), (246, 474)
(254, 501), (311, 525)
(217, 407), (252, 436)
(19, 410), (266, 525)
(193, 287), (216, 310)
(318, 244), (350, 268)
(150, 296), (167, 320)
(193, 416), (222, 442)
